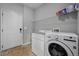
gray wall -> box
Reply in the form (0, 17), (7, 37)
(33, 3), (77, 34)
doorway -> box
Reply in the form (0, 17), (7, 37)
(1, 8), (23, 51)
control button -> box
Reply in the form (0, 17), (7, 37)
(73, 46), (76, 49)
(69, 37), (72, 39)
(55, 38), (58, 41)
(48, 36), (51, 38)
(56, 37), (58, 39)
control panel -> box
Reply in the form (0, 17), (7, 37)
(47, 34), (59, 40)
(64, 36), (76, 42)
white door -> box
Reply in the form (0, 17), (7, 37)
(1, 9), (23, 50)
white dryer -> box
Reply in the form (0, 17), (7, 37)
(45, 32), (78, 56)
(32, 33), (44, 56)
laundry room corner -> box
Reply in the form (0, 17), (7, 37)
(0, 3), (79, 56)
(32, 3), (79, 56)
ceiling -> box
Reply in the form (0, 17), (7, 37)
(24, 3), (44, 10)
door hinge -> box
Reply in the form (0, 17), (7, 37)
(2, 29), (3, 32)
(2, 12), (3, 16)
(2, 45), (3, 48)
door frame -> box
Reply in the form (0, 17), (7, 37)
(1, 8), (3, 51)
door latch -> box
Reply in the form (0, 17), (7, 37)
(20, 28), (22, 32)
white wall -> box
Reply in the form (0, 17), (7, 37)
(0, 3), (24, 16)
(35, 3), (72, 21)
(23, 5), (33, 44)
(34, 3), (77, 34)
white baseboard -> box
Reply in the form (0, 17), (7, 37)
(22, 42), (31, 45)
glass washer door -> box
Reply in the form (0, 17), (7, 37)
(47, 41), (73, 56)
(48, 43), (68, 56)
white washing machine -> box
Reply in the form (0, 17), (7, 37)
(45, 32), (78, 56)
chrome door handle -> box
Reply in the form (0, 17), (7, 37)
(20, 28), (22, 32)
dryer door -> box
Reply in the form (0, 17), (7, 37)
(45, 41), (74, 56)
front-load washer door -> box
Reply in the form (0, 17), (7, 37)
(45, 41), (74, 56)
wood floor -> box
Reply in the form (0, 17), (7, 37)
(0, 44), (32, 56)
